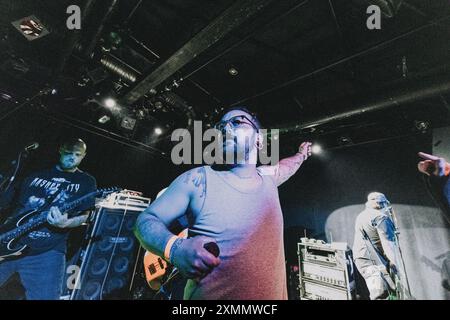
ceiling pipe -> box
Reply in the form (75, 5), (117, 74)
(100, 55), (139, 84)
(277, 75), (450, 134)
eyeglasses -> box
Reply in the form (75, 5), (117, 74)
(214, 115), (258, 132)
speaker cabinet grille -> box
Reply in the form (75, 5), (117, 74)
(71, 207), (141, 300)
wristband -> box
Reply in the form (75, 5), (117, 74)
(164, 235), (179, 261)
(168, 238), (184, 264)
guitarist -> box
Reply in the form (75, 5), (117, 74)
(0, 138), (97, 300)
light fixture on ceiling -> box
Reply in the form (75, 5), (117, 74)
(228, 67), (239, 76)
(11, 15), (49, 41)
(98, 115), (111, 124)
(414, 120), (430, 133)
(121, 116), (137, 130)
(154, 127), (163, 135)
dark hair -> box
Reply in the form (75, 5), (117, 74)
(60, 138), (87, 151)
(221, 106), (262, 130)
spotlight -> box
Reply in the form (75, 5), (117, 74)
(104, 98), (117, 108)
(154, 127), (163, 135)
(51, 89), (58, 95)
(312, 145), (322, 154)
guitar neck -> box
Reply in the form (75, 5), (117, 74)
(0, 191), (100, 242)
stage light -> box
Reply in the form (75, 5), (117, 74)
(154, 127), (163, 135)
(229, 67), (238, 76)
(104, 98), (117, 108)
(98, 115), (110, 124)
(312, 145), (322, 154)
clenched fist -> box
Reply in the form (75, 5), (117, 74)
(171, 236), (221, 280)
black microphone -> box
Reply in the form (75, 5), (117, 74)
(24, 142), (39, 152)
(203, 242), (220, 257)
(155, 241), (220, 299)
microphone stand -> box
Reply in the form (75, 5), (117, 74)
(387, 206), (413, 299)
(0, 150), (29, 193)
(0, 150), (32, 219)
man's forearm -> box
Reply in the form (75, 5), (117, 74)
(134, 212), (175, 258)
(276, 152), (305, 185)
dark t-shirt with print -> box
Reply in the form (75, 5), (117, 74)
(15, 166), (97, 255)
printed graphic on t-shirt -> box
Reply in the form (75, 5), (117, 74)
(16, 168), (96, 254)
(24, 178), (79, 240)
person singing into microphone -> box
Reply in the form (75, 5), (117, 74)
(135, 107), (312, 300)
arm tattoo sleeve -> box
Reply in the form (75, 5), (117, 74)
(135, 212), (175, 257)
(275, 153), (305, 186)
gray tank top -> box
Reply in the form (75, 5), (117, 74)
(184, 166), (287, 300)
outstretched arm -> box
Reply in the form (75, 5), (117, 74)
(258, 142), (312, 186)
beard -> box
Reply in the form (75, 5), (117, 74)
(60, 159), (78, 170)
(222, 139), (252, 164)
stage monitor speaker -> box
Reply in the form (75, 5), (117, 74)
(69, 191), (151, 300)
(365, 0), (403, 18)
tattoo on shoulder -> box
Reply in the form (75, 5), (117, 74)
(183, 171), (192, 184)
(193, 168), (207, 198)
(182, 167), (206, 198)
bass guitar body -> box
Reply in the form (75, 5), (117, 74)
(0, 209), (39, 262)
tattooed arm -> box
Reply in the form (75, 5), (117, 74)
(134, 167), (219, 278)
(134, 167), (206, 257)
(258, 142), (312, 187)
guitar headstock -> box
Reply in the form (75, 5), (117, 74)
(98, 187), (122, 198)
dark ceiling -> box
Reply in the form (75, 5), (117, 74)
(1, 0), (450, 157)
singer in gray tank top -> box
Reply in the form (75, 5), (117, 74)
(184, 166), (286, 299)
(135, 107), (312, 300)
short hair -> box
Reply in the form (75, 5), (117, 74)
(221, 106), (262, 130)
(366, 192), (390, 209)
(60, 138), (87, 152)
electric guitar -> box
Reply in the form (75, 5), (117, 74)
(0, 187), (120, 262)
(143, 229), (188, 290)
